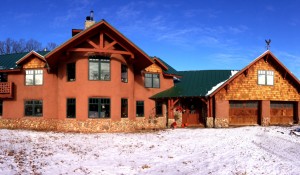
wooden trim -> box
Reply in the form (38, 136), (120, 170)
(69, 48), (133, 56)
(173, 99), (179, 106)
(104, 32), (134, 58)
(99, 33), (104, 49)
(153, 58), (168, 70)
(86, 39), (99, 49)
(104, 41), (117, 50)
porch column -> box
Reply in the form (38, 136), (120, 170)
(214, 100), (229, 128)
(261, 100), (270, 126)
(206, 98), (214, 128)
(296, 102), (300, 124)
(167, 99), (174, 127)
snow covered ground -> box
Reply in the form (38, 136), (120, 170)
(0, 126), (300, 175)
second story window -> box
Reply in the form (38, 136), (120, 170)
(25, 70), (43, 85)
(121, 64), (128, 83)
(89, 56), (110, 81)
(258, 70), (274, 85)
(67, 63), (76, 82)
(0, 73), (7, 82)
(145, 73), (160, 88)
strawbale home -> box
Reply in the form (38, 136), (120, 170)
(0, 12), (299, 132)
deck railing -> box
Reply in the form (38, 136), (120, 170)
(0, 82), (13, 98)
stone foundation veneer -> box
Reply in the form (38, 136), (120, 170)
(206, 117), (214, 128)
(261, 117), (270, 126)
(0, 117), (166, 133)
(214, 118), (229, 128)
(167, 119), (175, 128)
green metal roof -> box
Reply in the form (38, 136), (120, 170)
(151, 70), (236, 98)
(0, 51), (49, 70)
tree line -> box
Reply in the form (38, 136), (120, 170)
(0, 38), (57, 55)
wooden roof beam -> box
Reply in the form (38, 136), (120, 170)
(99, 33), (104, 49)
(68, 48), (134, 57)
(264, 53), (269, 62)
(242, 68), (249, 77)
(86, 39), (99, 49)
(104, 41), (117, 50)
(104, 32), (133, 56)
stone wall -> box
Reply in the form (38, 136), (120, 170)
(0, 117), (166, 133)
(206, 117), (214, 128)
(214, 118), (229, 128)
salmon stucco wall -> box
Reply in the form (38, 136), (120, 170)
(3, 55), (58, 120)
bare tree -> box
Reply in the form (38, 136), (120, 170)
(25, 39), (42, 52)
(0, 41), (4, 55)
(0, 38), (57, 55)
(12, 39), (26, 53)
(5, 38), (13, 54)
(46, 42), (58, 51)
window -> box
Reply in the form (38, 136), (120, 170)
(89, 56), (110, 81)
(0, 73), (7, 82)
(67, 63), (76, 82)
(155, 101), (163, 116)
(136, 101), (144, 117)
(0, 100), (3, 116)
(25, 100), (43, 116)
(230, 101), (258, 108)
(258, 70), (274, 85)
(271, 102), (294, 108)
(89, 98), (110, 118)
(121, 64), (128, 83)
(25, 70), (43, 85)
(121, 98), (128, 118)
(145, 73), (160, 88)
(67, 98), (76, 118)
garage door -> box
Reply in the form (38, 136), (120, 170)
(229, 101), (259, 125)
(270, 101), (294, 125)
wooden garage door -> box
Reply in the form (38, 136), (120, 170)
(229, 101), (259, 125)
(270, 101), (294, 125)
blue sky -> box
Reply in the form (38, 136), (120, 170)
(1, 0), (300, 79)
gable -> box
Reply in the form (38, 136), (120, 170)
(0, 51), (49, 72)
(16, 51), (46, 69)
(214, 52), (300, 101)
(45, 20), (153, 71)
(22, 57), (46, 69)
(145, 63), (162, 73)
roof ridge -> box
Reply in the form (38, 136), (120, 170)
(0, 50), (50, 56)
(179, 69), (237, 72)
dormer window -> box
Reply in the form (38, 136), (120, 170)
(145, 73), (160, 88)
(258, 70), (274, 85)
(25, 70), (43, 85)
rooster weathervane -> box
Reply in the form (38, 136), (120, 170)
(265, 39), (271, 50)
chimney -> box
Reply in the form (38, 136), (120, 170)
(85, 10), (95, 29)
